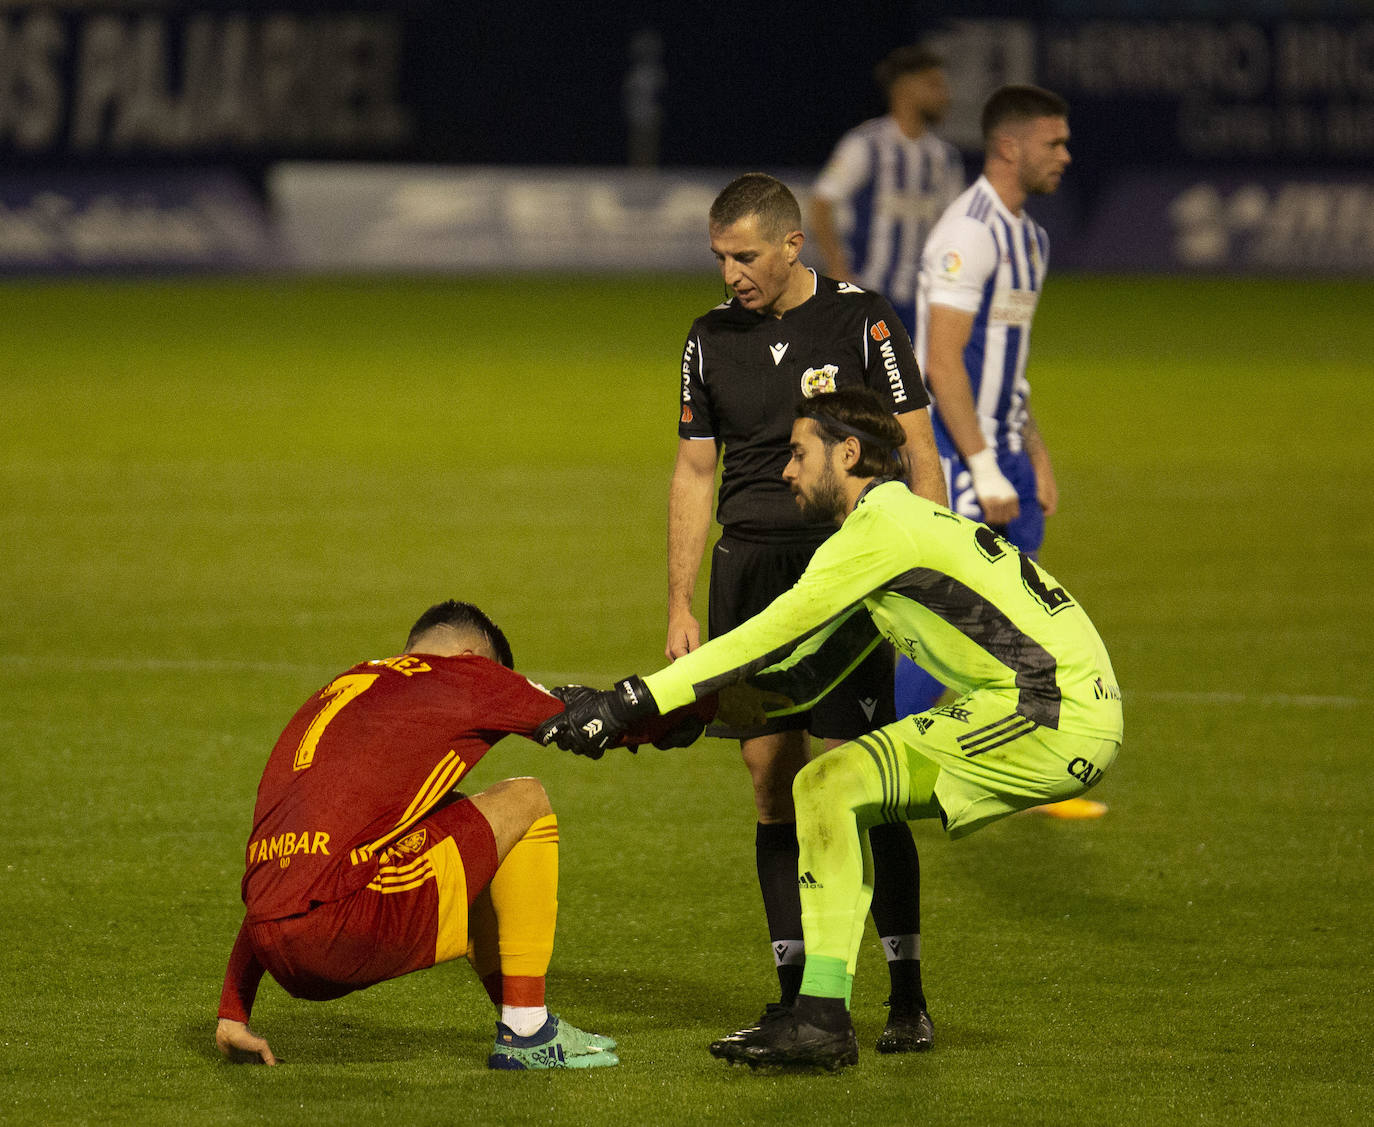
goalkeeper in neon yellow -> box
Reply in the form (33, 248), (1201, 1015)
(537, 386), (1122, 1069)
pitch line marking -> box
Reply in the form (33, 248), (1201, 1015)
(0, 656), (1364, 710)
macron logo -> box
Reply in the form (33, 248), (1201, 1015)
(769, 342), (789, 365)
(860, 697), (878, 721)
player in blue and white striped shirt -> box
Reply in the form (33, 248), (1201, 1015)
(811, 46), (964, 341)
(917, 84), (1070, 557)
(899, 86), (1073, 724)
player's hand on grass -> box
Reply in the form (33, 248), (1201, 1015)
(215, 1018), (277, 1065)
(665, 609), (700, 661)
(966, 447), (1020, 525)
(534, 676), (658, 758)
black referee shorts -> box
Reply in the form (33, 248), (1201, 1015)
(706, 532), (895, 742)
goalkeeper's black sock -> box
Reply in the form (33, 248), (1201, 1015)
(869, 821), (927, 1012)
(756, 821), (804, 1006)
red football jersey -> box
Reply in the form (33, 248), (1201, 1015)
(240, 653), (561, 922)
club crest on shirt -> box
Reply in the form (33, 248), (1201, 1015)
(392, 829), (428, 856)
(800, 364), (838, 398)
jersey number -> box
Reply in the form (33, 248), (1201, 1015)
(973, 526), (1074, 616)
(292, 673), (379, 771)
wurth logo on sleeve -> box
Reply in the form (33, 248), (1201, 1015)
(879, 339), (907, 404)
(870, 320), (891, 342)
(681, 338), (696, 402)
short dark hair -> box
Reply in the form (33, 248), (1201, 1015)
(981, 84), (1069, 142)
(874, 45), (944, 90)
(797, 388), (906, 478)
(406, 600), (514, 667)
(709, 173), (802, 241)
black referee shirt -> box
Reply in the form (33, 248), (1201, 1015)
(677, 271), (929, 541)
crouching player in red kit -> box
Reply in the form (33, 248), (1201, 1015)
(215, 600), (710, 1070)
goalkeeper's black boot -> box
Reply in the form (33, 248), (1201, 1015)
(737, 995), (859, 1070)
(708, 1003), (789, 1062)
(875, 1004), (934, 1053)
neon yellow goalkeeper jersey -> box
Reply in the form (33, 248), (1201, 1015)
(645, 480), (1123, 742)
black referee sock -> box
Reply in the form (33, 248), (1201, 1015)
(868, 821), (927, 1012)
(755, 821), (805, 1006)
(794, 993), (852, 1031)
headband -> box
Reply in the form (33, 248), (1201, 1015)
(808, 411), (901, 454)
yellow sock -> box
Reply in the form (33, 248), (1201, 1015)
(487, 813), (559, 1006)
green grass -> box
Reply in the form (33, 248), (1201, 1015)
(2, 274), (1371, 1125)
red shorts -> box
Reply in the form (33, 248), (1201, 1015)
(248, 795), (498, 1001)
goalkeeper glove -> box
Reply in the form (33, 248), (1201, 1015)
(534, 676), (657, 758)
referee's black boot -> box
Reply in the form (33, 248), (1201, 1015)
(708, 1002), (789, 1062)
(875, 1004), (934, 1053)
(737, 995), (859, 1070)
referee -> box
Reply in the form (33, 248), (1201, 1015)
(665, 173), (947, 1054)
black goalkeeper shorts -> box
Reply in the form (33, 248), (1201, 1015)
(706, 532), (895, 741)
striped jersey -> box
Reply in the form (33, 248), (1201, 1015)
(644, 481), (1122, 743)
(916, 174), (1050, 455)
(812, 116), (964, 329)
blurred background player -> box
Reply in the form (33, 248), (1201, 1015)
(666, 172), (947, 1054)
(810, 44), (963, 720)
(215, 600), (707, 1070)
(810, 44), (964, 339)
(914, 85), (1101, 819)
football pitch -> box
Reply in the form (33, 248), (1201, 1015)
(2, 273), (1371, 1125)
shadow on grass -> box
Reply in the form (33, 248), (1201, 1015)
(180, 1014), (488, 1067)
(945, 815), (1152, 938)
(178, 963), (744, 1069)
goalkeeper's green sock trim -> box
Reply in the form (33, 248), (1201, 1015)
(799, 955), (850, 1002)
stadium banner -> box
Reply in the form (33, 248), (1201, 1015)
(1, 6), (1369, 181)
(0, 2), (413, 163)
(270, 163), (733, 272)
(1043, 171), (1374, 275)
(0, 169), (279, 272)
(924, 17), (1374, 171)
(273, 162), (1372, 277)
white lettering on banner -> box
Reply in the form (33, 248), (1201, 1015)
(271, 164), (764, 271)
(502, 181), (716, 242)
(989, 289), (1038, 326)
(0, 187), (272, 266)
(1278, 23), (1374, 96)
(0, 9), (410, 153)
(0, 12), (65, 149)
(1170, 181), (1374, 269)
(1035, 18), (1374, 159)
(1044, 21), (1270, 98)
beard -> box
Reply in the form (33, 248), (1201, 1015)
(793, 463), (846, 524)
